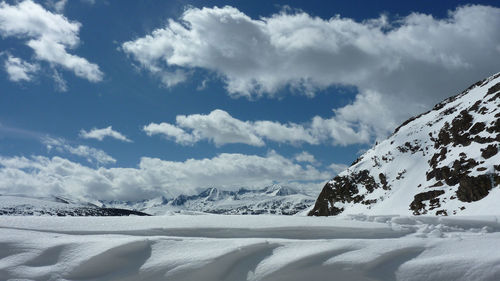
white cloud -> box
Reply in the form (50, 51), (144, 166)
(143, 122), (199, 145)
(0, 151), (331, 201)
(124, 5), (500, 141)
(328, 163), (349, 174)
(253, 120), (318, 145)
(144, 109), (377, 146)
(46, 0), (67, 13)
(81, 0), (95, 5)
(3, 55), (39, 82)
(52, 69), (67, 92)
(144, 110), (266, 146)
(79, 126), (132, 143)
(294, 151), (317, 165)
(0, 0), (103, 84)
(42, 137), (116, 165)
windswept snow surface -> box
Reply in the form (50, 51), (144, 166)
(1, 215), (500, 281)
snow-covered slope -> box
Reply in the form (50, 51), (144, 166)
(2, 215), (500, 281)
(0, 195), (149, 216)
(102, 185), (315, 215)
(310, 72), (500, 216)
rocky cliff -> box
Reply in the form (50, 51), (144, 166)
(309, 73), (500, 216)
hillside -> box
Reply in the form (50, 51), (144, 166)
(309, 73), (500, 216)
(0, 195), (149, 216)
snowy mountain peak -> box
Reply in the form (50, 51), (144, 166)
(264, 185), (298, 196)
(102, 185), (314, 215)
(309, 72), (500, 216)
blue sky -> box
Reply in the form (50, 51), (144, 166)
(0, 0), (499, 200)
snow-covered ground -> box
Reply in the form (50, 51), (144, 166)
(1, 215), (500, 280)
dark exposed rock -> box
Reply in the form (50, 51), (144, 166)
(469, 100), (482, 112)
(478, 107), (489, 114)
(410, 190), (445, 215)
(481, 144), (498, 159)
(436, 210), (448, 216)
(0, 207), (151, 216)
(396, 169), (406, 180)
(428, 157), (479, 187)
(308, 170), (379, 216)
(450, 110), (474, 146)
(486, 82), (500, 97)
(486, 119), (500, 134)
(473, 135), (497, 144)
(432, 110), (475, 148)
(379, 173), (390, 190)
(488, 92), (500, 102)
(371, 156), (381, 167)
(434, 123), (451, 148)
(429, 148), (447, 169)
(456, 175), (494, 202)
(441, 106), (458, 116)
(469, 122), (486, 135)
(351, 155), (363, 166)
(397, 142), (421, 153)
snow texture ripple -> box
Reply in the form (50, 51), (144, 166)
(1, 215), (500, 281)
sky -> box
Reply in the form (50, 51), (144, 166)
(0, 0), (499, 201)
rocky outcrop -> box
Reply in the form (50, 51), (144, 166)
(309, 73), (500, 216)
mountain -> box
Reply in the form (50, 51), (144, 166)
(0, 195), (150, 216)
(101, 185), (314, 215)
(309, 73), (500, 216)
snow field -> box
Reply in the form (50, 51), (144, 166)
(1, 215), (500, 280)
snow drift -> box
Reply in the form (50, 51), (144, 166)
(1, 215), (500, 281)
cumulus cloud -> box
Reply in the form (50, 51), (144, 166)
(3, 55), (39, 82)
(328, 163), (349, 174)
(0, 151), (331, 201)
(80, 126), (132, 143)
(294, 151), (318, 165)
(42, 137), (116, 165)
(124, 5), (500, 141)
(144, 109), (378, 146)
(144, 110), (265, 146)
(143, 122), (199, 145)
(0, 0), (103, 85)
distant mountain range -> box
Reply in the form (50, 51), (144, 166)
(101, 185), (315, 215)
(309, 72), (500, 216)
(0, 195), (149, 216)
(0, 185), (315, 216)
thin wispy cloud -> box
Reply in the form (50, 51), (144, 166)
(45, 0), (67, 13)
(80, 126), (132, 143)
(3, 55), (40, 82)
(42, 137), (116, 165)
